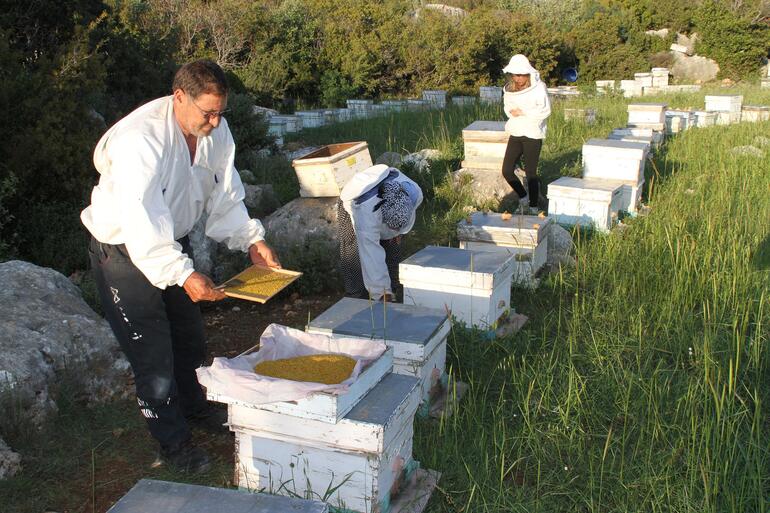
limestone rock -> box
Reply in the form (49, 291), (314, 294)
(452, 168), (514, 203)
(645, 28), (670, 39)
(243, 184), (281, 219)
(0, 261), (131, 426)
(403, 149), (442, 173)
(375, 152), (403, 167)
(263, 197), (339, 255)
(730, 145), (763, 158)
(670, 52), (719, 83)
(754, 136), (770, 147)
(239, 169), (256, 184)
(0, 437), (22, 480)
(547, 224), (575, 269)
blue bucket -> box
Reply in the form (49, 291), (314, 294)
(562, 68), (578, 83)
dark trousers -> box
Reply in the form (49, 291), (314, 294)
(501, 135), (543, 208)
(88, 237), (208, 451)
(337, 200), (402, 300)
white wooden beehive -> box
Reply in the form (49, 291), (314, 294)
(479, 86), (503, 104)
(291, 142), (373, 198)
(620, 80), (642, 98)
(665, 110), (695, 134)
(407, 99), (429, 111)
(335, 108), (353, 122)
(347, 99), (374, 110)
(627, 103), (667, 129)
(456, 212), (552, 286)
(307, 298), (450, 408)
(704, 95), (743, 112)
(595, 80), (616, 92)
(381, 100), (407, 112)
(268, 117), (287, 137)
(581, 138), (649, 185)
(651, 68), (669, 87)
(693, 110), (717, 127)
(296, 110), (326, 129)
(634, 73), (653, 88)
(547, 177), (624, 232)
(607, 128), (658, 150)
(399, 246), (515, 329)
(451, 96), (476, 106)
(208, 347), (393, 424)
(231, 373), (421, 513)
(741, 106), (770, 123)
(422, 90), (447, 108)
(715, 111), (742, 125)
(271, 115), (303, 133)
(564, 108), (596, 124)
(461, 120), (508, 170)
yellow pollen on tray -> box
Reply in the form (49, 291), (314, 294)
(225, 267), (295, 298)
(253, 354), (357, 385)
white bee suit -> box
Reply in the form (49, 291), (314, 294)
(81, 96), (265, 289)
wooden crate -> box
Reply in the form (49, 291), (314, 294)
(291, 142), (373, 198)
(307, 298), (450, 407)
(461, 120), (508, 170)
(232, 373), (422, 513)
(208, 347), (393, 424)
(581, 138), (648, 186)
(106, 479), (329, 513)
(547, 177), (624, 232)
(399, 246), (515, 329)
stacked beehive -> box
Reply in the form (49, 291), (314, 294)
(620, 80), (643, 98)
(460, 121), (509, 171)
(307, 298), (451, 414)
(607, 127), (662, 149)
(456, 212), (551, 287)
(651, 68), (670, 87)
(291, 142), (373, 198)
(627, 103), (667, 131)
(705, 95), (743, 125)
(665, 109), (696, 134)
(399, 246), (516, 329)
(581, 138), (648, 213)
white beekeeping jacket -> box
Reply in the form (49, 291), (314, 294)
(503, 78), (552, 139)
(81, 96), (264, 289)
(340, 164), (423, 300)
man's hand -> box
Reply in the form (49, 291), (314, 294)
(183, 271), (227, 302)
(509, 108), (523, 117)
(249, 241), (282, 268)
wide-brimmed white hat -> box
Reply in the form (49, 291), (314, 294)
(502, 54), (537, 75)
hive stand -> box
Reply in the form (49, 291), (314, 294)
(106, 479), (329, 513)
(306, 298), (451, 414)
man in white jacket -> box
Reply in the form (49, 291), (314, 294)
(81, 60), (280, 473)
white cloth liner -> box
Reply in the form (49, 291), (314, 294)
(197, 323), (387, 405)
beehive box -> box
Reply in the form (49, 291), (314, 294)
(451, 96), (476, 106)
(461, 120), (508, 170)
(335, 108), (353, 122)
(547, 177), (624, 232)
(295, 110), (325, 129)
(651, 68), (670, 87)
(422, 90), (447, 108)
(762, 78), (770, 89)
(595, 80), (616, 92)
(381, 100), (407, 112)
(347, 99), (374, 110)
(268, 117), (287, 137)
(581, 138), (649, 185)
(271, 115), (302, 133)
(307, 298), (450, 407)
(620, 80), (643, 98)
(209, 347), (393, 424)
(665, 110), (695, 134)
(107, 479), (329, 513)
(693, 110), (717, 127)
(634, 73), (653, 88)
(607, 128), (659, 150)
(456, 213), (552, 286)
(291, 142), (373, 198)
(741, 105), (770, 123)
(232, 373), (422, 513)
(479, 86), (503, 104)
(564, 108), (596, 124)
(322, 110), (339, 124)
(715, 111), (742, 125)
(400, 246), (515, 329)
(627, 103), (667, 130)
(666, 84), (701, 93)
(407, 99), (429, 111)
(704, 95), (743, 112)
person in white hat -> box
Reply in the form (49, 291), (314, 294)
(337, 164), (423, 302)
(500, 54), (551, 213)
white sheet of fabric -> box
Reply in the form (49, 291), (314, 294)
(340, 164), (424, 299)
(502, 56), (552, 139)
(81, 96), (265, 289)
(196, 324), (387, 405)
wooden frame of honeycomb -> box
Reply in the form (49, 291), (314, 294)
(217, 265), (302, 303)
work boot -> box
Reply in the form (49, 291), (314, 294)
(186, 404), (230, 435)
(159, 439), (211, 474)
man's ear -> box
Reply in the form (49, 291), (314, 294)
(172, 88), (185, 104)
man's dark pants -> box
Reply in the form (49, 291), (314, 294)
(89, 236), (208, 451)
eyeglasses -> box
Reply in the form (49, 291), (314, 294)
(190, 96), (229, 121)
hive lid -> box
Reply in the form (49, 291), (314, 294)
(463, 120), (507, 133)
(547, 176), (625, 202)
(346, 373), (420, 426)
(456, 212), (551, 246)
(107, 479), (329, 513)
(308, 298), (449, 350)
(627, 103), (667, 111)
(583, 138), (649, 160)
(401, 246), (513, 275)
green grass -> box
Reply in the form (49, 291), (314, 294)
(3, 88), (770, 512)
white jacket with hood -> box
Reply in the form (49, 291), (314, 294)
(502, 55), (552, 139)
(340, 164), (423, 300)
(81, 96), (265, 289)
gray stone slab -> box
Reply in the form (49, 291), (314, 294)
(308, 298), (448, 345)
(346, 373), (420, 426)
(401, 246), (511, 274)
(107, 479), (329, 513)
